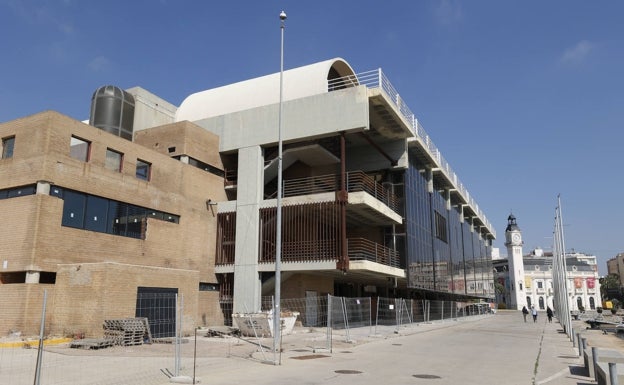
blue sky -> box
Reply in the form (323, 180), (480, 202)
(1, 1), (622, 274)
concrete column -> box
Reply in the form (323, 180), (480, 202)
(180, 155), (189, 164)
(444, 189), (451, 211)
(426, 168), (433, 193)
(25, 271), (40, 283)
(36, 180), (51, 195)
(232, 146), (263, 313)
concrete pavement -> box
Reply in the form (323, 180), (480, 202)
(174, 310), (618, 385)
(8, 310), (623, 384)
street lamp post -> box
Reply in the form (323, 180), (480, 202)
(273, 10), (286, 364)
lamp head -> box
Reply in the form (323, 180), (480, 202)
(279, 10), (287, 21)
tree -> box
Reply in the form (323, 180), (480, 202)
(600, 274), (621, 301)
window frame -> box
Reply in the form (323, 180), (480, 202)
(136, 159), (151, 181)
(434, 210), (448, 243)
(105, 148), (124, 172)
(1, 136), (15, 159)
(69, 136), (91, 162)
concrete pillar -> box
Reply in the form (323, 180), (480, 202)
(426, 168), (433, 194)
(36, 180), (51, 195)
(232, 146), (263, 313)
(180, 155), (189, 164)
(26, 271), (40, 283)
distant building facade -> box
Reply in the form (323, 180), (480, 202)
(607, 253), (624, 286)
(494, 240), (601, 311)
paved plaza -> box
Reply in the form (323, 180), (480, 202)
(194, 310), (620, 385)
(4, 310), (624, 385)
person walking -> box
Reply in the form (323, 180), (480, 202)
(522, 306), (529, 322)
(531, 306), (538, 323)
(546, 307), (553, 323)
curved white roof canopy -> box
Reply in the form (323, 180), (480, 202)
(175, 58), (357, 122)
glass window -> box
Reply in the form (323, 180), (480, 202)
(7, 185), (36, 198)
(70, 136), (90, 161)
(62, 190), (86, 229)
(136, 159), (151, 181)
(107, 200), (128, 236)
(56, 187), (178, 239)
(2, 136), (15, 159)
(434, 211), (448, 243)
(105, 148), (123, 172)
(126, 205), (145, 239)
(85, 195), (109, 233)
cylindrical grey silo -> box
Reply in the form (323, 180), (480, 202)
(89, 85), (135, 140)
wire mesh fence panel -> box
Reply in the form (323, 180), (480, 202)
(0, 290), (186, 385)
(376, 297), (411, 334)
(343, 297), (371, 328)
(341, 297), (372, 342)
(410, 299), (427, 323)
(429, 300), (446, 321)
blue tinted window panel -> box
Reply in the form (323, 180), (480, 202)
(8, 185), (36, 198)
(85, 195), (109, 233)
(62, 190), (86, 229)
(108, 201), (127, 236)
(126, 205), (145, 239)
(50, 186), (63, 198)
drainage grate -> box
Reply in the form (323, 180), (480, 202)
(335, 370), (362, 374)
(291, 354), (330, 360)
(392, 343), (403, 346)
(413, 374), (442, 379)
(340, 350), (353, 353)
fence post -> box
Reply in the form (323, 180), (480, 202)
(368, 297), (372, 337)
(326, 294), (332, 352)
(375, 296), (380, 335)
(342, 297), (351, 343)
(33, 289), (48, 385)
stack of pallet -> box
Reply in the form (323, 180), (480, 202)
(103, 318), (151, 346)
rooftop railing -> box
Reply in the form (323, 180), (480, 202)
(329, 70), (494, 237)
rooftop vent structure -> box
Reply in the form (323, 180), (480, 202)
(89, 85), (135, 141)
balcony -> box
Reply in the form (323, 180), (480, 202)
(282, 171), (399, 213)
(329, 69), (495, 239)
(217, 237), (399, 270)
(347, 237), (400, 268)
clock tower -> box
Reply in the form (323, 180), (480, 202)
(505, 214), (526, 310)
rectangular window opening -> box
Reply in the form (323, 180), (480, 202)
(434, 211), (448, 243)
(136, 159), (151, 181)
(70, 136), (91, 161)
(2, 136), (15, 159)
(105, 148), (123, 172)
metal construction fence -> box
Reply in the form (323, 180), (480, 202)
(1, 292), (495, 385)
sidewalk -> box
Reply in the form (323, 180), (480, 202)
(176, 310), (615, 385)
(7, 310), (620, 384)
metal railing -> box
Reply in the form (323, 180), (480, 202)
(330, 70), (494, 237)
(348, 237), (400, 268)
(259, 237), (399, 269)
(282, 171), (400, 213)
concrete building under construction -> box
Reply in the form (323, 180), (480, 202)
(0, 58), (496, 336)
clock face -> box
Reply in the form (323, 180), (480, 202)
(512, 233), (521, 243)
